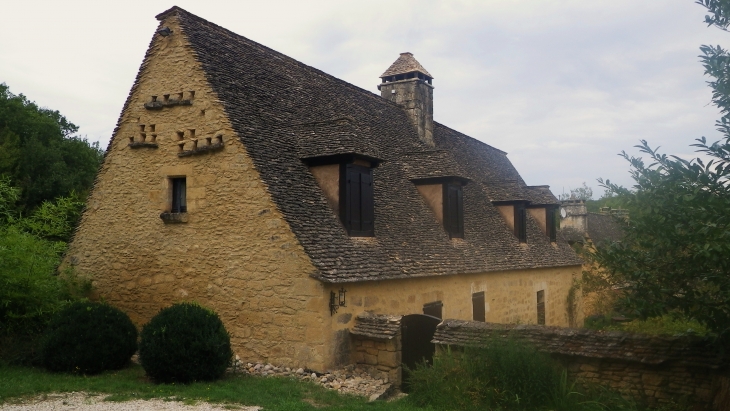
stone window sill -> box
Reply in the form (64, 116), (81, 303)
(178, 142), (224, 157)
(160, 212), (188, 223)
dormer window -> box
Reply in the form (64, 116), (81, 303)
(412, 176), (469, 239)
(526, 205), (558, 243)
(303, 153), (382, 238)
(494, 200), (529, 243)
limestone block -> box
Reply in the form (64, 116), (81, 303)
(378, 350), (399, 368)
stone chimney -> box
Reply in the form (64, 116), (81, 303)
(560, 199), (588, 232)
(378, 52), (434, 147)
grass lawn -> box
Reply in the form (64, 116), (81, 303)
(0, 365), (425, 411)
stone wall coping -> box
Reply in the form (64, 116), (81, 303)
(432, 320), (728, 369)
(351, 313), (402, 340)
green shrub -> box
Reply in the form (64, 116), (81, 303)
(407, 337), (638, 411)
(0, 226), (66, 335)
(40, 301), (137, 374)
(139, 302), (232, 383)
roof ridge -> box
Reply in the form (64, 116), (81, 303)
(434, 122), (507, 155)
(167, 7), (410, 115)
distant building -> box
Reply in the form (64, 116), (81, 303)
(560, 200), (625, 247)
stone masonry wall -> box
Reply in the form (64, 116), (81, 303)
(351, 336), (402, 387)
(433, 321), (729, 410)
(63, 13), (330, 371)
(350, 313), (403, 386)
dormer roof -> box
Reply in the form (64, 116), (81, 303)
(380, 52), (433, 78)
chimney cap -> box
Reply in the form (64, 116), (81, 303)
(380, 52), (433, 79)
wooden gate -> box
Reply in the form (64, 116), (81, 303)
(400, 314), (441, 391)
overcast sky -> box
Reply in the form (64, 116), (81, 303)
(2, 0), (727, 197)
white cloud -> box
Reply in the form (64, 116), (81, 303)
(1, 0), (727, 197)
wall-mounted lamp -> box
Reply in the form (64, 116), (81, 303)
(329, 288), (347, 316)
(158, 27), (173, 37)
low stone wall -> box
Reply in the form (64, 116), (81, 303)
(432, 320), (729, 411)
(350, 313), (402, 386)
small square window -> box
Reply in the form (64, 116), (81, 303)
(171, 177), (187, 213)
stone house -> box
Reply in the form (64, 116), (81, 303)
(65, 6), (583, 376)
(560, 199), (626, 247)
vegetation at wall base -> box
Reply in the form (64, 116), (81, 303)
(39, 301), (137, 374)
(139, 302), (233, 383)
(406, 339), (645, 411)
(585, 314), (711, 337)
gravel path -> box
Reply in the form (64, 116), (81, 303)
(0, 392), (260, 411)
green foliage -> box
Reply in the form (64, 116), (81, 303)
(140, 303), (233, 383)
(588, 1), (730, 339)
(585, 314), (710, 337)
(16, 192), (85, 242)
(40, 301), (137, 375)
(0, 83), (103, 212)
(0, 365), (424, 411)
(0, 226), (66, 335)
(0, 175), (20, 225)
(559, 182), (594, 201)
(407, 340), (637, 411)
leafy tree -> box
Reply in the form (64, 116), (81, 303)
(0, 83), (103, 211)
(558, 182), (593, 201)
(16, 192), (85, 243)
(589, 1), (730, 337)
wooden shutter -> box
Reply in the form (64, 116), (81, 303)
(514, 203), (527, 243)
(443, 183), (464, 238)
(472, 291), (485, 322)
(546, 206), (556, 242)
(537, 290), (546, 325)
(342, 164), (374, 237)
(423, 301), (443, 319)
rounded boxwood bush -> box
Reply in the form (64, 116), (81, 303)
(139, 302), (232, 383)
(40, 301), (137, 374)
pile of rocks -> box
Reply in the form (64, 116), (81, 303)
(230, 358), (394, 401)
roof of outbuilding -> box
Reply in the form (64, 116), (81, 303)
(160, 7), (582, 283)
(380, 52), (433, 78)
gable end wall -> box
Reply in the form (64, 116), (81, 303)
(64, 14), (330, 370)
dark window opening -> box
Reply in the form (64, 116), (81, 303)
(472, 292), (486, 322)
(423, 301), (443, 319)
(514, 203), (527, 243)
(546, 207), (557, 242)
(340, 163), (374, 237)
(537, 290), (545, 325)
(171, 177), (187, 213)
(443, 183), (464, 238)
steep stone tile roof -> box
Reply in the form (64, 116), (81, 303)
(560, 213), (625, 246)
(161, 7), (582, 283)
(380, 52), (433, 78)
